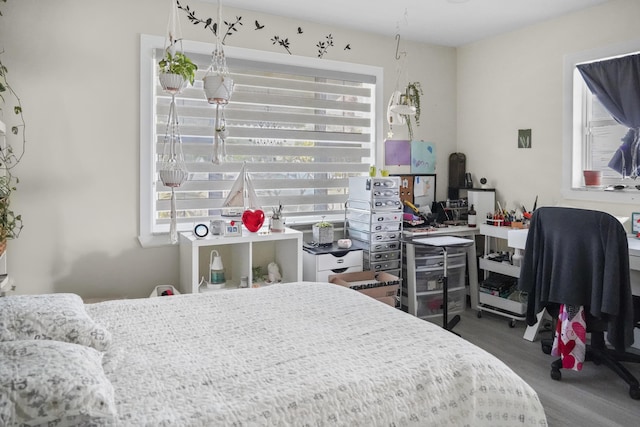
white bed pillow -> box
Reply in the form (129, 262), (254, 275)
(0, 293), (111, 351)
(0, 340), (117, 426)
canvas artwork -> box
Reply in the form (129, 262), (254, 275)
(410, 141), (436, 174)
(384, 140), (411, 166)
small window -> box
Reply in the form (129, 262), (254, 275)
(139, 35), (382, 246)
(562, 40), (640, 203)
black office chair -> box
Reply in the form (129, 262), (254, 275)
(519, 206), (640, 399)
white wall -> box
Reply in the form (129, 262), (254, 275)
(0, 0), (456, 297)
(457, 0), (640, 221)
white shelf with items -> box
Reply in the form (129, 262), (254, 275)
(477, 224), (527, 327)
(179, 227), (303, 294)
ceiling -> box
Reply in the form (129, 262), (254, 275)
(215, 0), (610, 46)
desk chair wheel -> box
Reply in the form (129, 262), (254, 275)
(476, 311), (482, 318)
(550, 358), (562, 381)
(629, 386), (640, 400)
(509, 319), (516, 328)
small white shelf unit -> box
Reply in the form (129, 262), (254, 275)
(478, 224), (527, 326)
(179, 227), (303, 294)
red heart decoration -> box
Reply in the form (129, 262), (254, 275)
(242, 209), (265, 232)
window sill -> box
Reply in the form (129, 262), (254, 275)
(138, 214), (346, 248)
(138, 234), (175, 248)
(562, 186), (640, 204)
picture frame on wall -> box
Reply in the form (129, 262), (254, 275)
(632, 212), (640, 235)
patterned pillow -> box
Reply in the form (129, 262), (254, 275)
(0, 293), (112, 351)
(0, 340), (116, 426)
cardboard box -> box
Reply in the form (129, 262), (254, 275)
(328, 271), (400, 306)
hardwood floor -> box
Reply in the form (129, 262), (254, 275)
(453, 308), (640, 426)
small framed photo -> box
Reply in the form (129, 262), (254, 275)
(223, 221), (242, 237)
(632, 212), (640, 235)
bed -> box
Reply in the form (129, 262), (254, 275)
(0, 282), (547, 426)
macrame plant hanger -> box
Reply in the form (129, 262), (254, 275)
(203, 0), (234, 164)
(387, 12), (415, 138)
(158, 0), (189, 244)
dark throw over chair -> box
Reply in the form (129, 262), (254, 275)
(519, 206), (640, 399)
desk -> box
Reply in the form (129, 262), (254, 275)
(403, 226), (480, 310)
(498, 226), (640, 346)
(507, 228), (640, 295)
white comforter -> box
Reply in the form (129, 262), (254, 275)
(86, 282), (547, 426)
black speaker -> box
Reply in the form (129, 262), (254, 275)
(448, 153), (466, 189)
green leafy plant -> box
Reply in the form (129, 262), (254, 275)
(0, 175), (22, 241)
(314, 216), (332, 228)
(158, 51), (198, 85)
(0, 6), (26, 244)
(401, 81), (423, 140)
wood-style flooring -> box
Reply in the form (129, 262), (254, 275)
(452, 308), (640, 426)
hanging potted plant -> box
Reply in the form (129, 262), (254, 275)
(202, 1), (234, 104)
(158, 49), (198, 94)
(158, 0), (197, 95)
(203, 46), (234, 104)
(398, 82), (422, 140)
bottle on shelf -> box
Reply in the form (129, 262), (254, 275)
(468, 204), (477, 227)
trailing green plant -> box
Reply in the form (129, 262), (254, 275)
(0, 175), (22, 241)
(402, 81), (423, 140)
(0, 17), (26, 242)
(158, 50), (198, 85)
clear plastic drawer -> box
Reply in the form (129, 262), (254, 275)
(365, 250), (401, 262)
(416, 288), (466, 318)
(348, 219), (402, 233)
(365, 259), (401, 272)
(347, 211), (402, 224)
(348, 228), (400, 243)
(413, 252), (465, 269)
(415, 264), (465, 293)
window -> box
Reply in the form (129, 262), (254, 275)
(581, 77), (630, 183)
(139, 35), (383, 246)
(562, 39), (640, 203)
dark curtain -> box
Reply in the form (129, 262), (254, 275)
(576, 53), (640, 178)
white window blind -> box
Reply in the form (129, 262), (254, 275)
(583, 87), (629, 182)
(140, 35), (382, 244)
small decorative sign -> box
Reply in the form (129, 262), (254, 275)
(518, 129), (532, 148)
